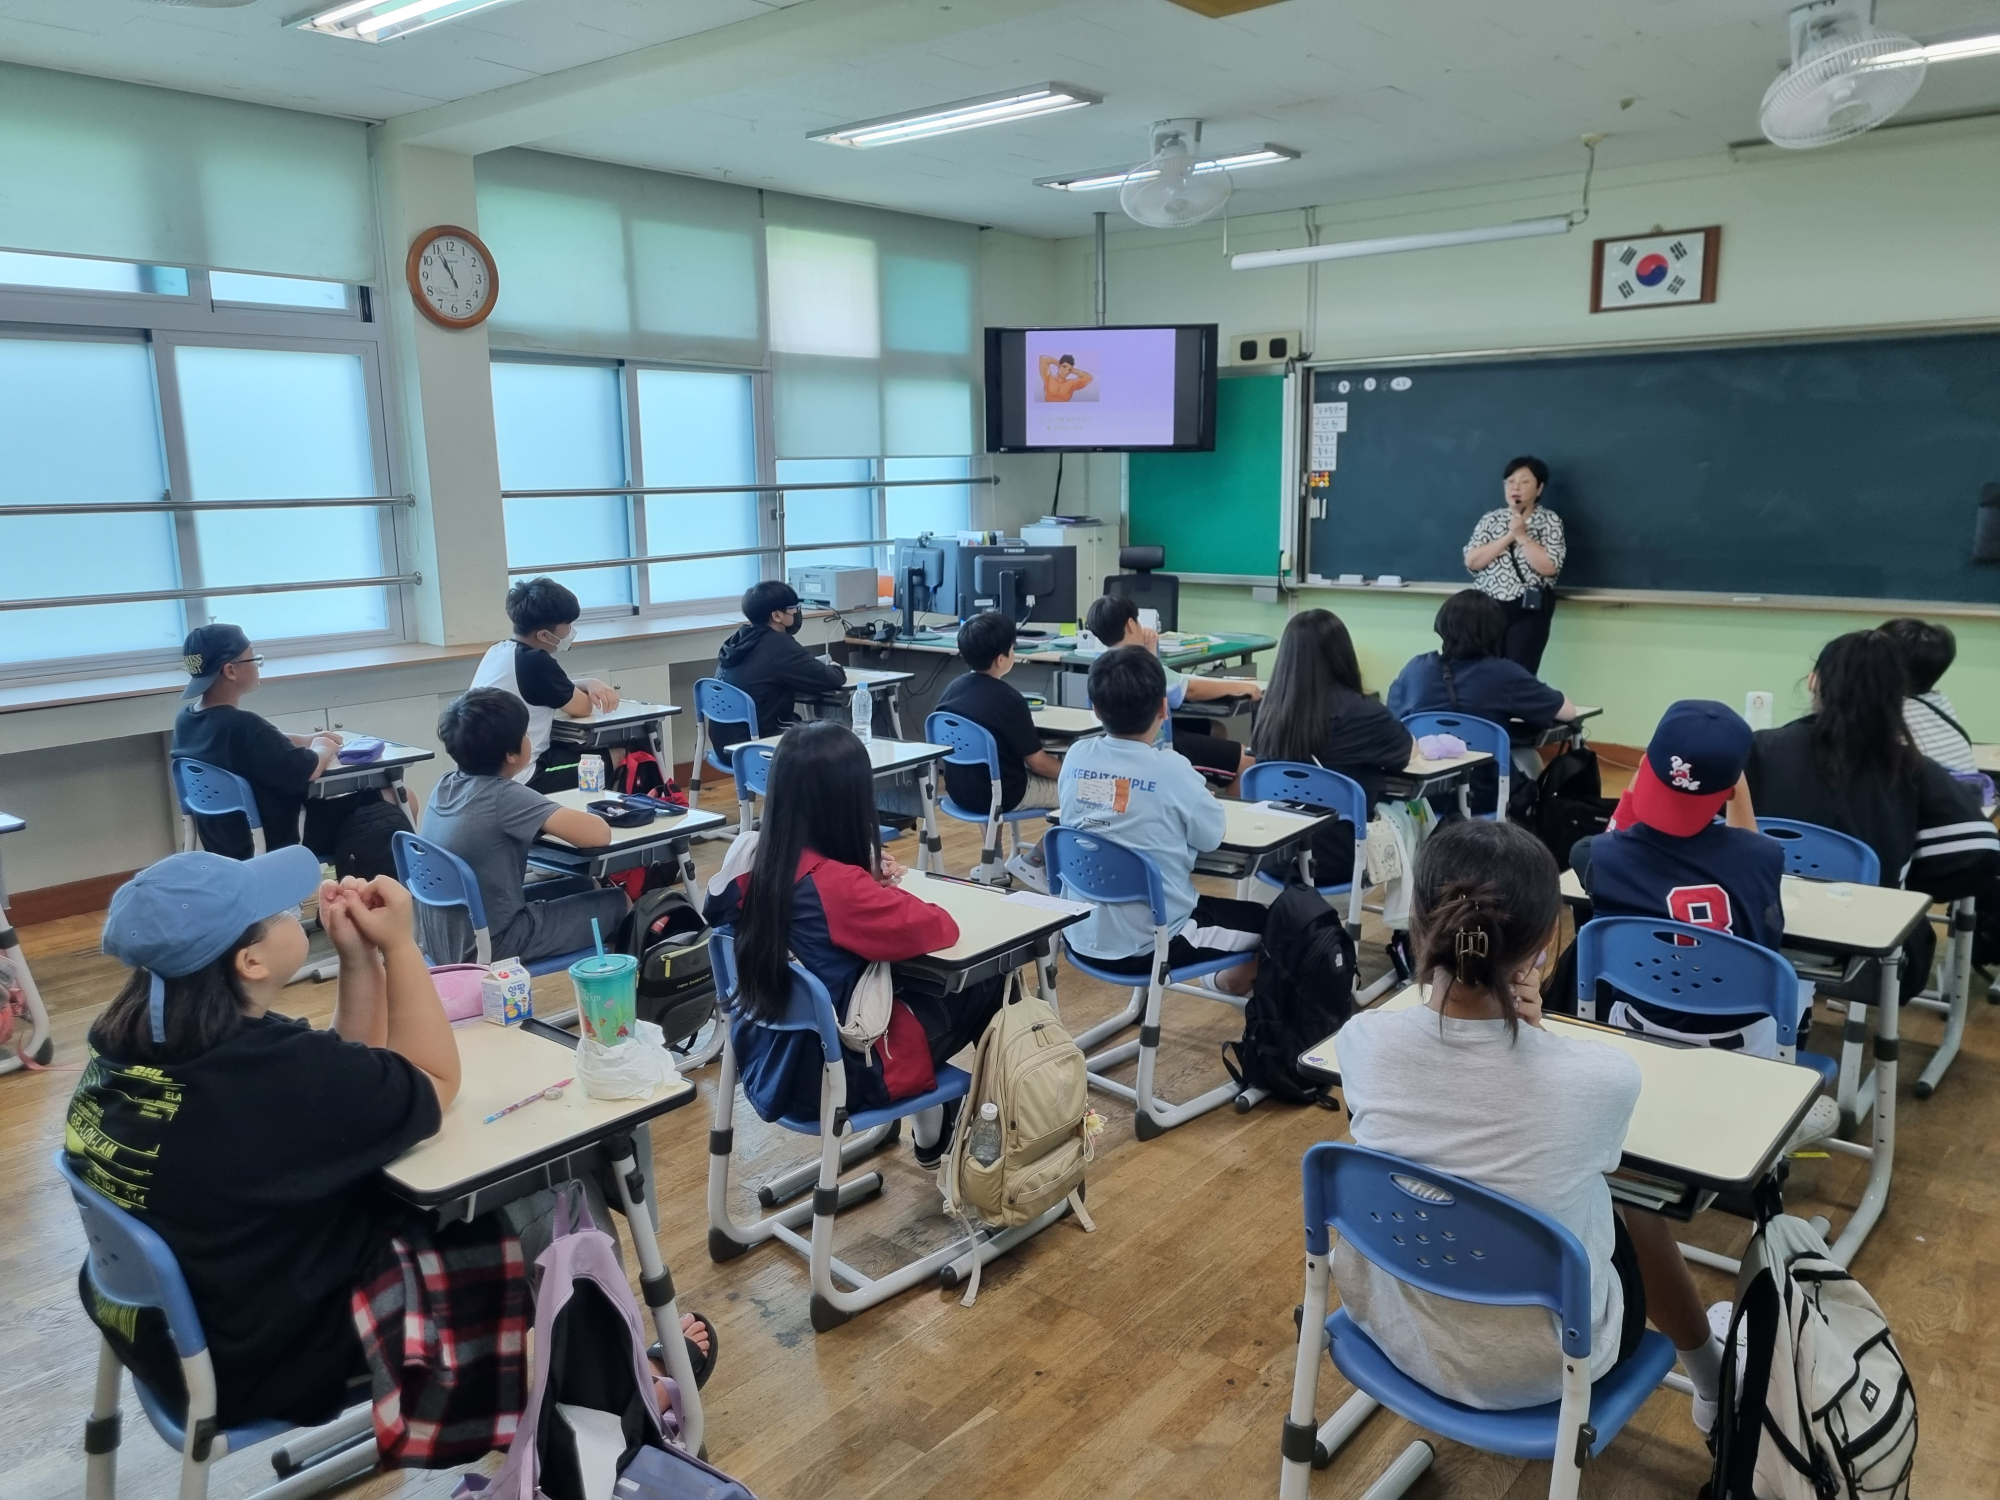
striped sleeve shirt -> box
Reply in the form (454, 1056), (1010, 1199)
(1903, 692), (1976, 776)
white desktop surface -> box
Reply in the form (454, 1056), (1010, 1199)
(1220, 800), (1332, 855)
(536, 788), (726, 849)
(553, 699), (680, 729)
(1032, 706), (1103, 738)
(1561, 868), (1930, 957)
(893, 870), (1085, 967)
(747, 734), (949, 775)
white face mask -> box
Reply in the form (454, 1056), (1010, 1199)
(552, 627), (575, 654)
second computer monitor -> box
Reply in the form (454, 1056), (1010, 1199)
(963, 544), (1077, 634)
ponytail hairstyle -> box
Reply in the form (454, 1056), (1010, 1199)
(95, 921), (266, 1064)
(1809, 630), (1919, 787)
(1409, 821), (1560, 1039)
(732, 720), (882, 1022)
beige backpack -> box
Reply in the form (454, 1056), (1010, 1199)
(940, 970), (1099, 1304)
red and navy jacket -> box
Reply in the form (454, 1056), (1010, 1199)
(705, 851), (957, 1121)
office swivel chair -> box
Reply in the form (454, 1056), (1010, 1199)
(1102, 545), (1179, 631)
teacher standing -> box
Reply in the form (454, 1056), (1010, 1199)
(1462, 454), (1566, 673)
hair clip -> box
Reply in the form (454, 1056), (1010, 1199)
(1453, 927), (1489, 978)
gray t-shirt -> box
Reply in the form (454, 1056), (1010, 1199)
(1333, 1000), (1641, 1410)
(419, 771), (557, 958)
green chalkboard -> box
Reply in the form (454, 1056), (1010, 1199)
(1129, 374), (1283, 579)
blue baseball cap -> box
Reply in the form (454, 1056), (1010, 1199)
(1628, 699), (1752, 837)
(181, 623), (252, 700)
(102, 846), (321, 1041)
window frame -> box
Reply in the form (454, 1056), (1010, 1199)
(0, 268), (409, 689)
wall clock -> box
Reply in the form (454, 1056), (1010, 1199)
(406, 224), (497, 329)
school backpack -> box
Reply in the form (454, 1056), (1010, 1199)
(613, 749), (686, 807)
(1530, 747), (1616, 871)
(1220, 882), (1353, 1108)
(461, 1190), (754, 1500)
(626, 887), (716, 1053)
(1708, 1202), (1916, 1500)
(940, 971), (1096, 1305)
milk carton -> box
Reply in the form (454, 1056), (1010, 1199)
(481, 959), (534, 1026)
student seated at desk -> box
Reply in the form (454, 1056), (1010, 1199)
(1880, 616), (1977, 775)
(1571, 701), (1795, 1050)
(65, 849), (462, 1430)
(1250, 607), (1414, 873)
(1058, 648), (1266, 996)
(715, 580), (847, 756)
(937, 610), (1065, 886)
(1083, 594), (1261, 779)
(1334, 820), (1730, 1427)
(421, 689), (631, 965)
(470, 576), (619, 790)
(1746, 629), (1999, 996)
(172, 623), (409, 878)
(705, 720), (1005, 1168)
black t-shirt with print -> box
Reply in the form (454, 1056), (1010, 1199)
(65, 1012), (440, 1425)
(936, 671), (1043, 813)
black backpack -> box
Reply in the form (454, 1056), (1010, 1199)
(1221, 884), (1354, 1107)
(1530, 747), (1616, 871)
(625, 887), (716, 1052)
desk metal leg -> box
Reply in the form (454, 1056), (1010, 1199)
(917, 765), (943, 875)
(886, 688), (905, 740)
(1831, 950), (1899, 1268)
(674, 837), (702, 911)
(1914, 898), (1974, 1099)
(604, 1130), (704, 1455)
(1036, 937), (1060, 1013)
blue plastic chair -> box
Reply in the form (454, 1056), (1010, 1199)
(730, 740), (777, 837)
(1279, 1142), (1678, 1500)
(56, 1151), (376, 1500)
(1045, 826), (1260, 1138)
(1401, 711), (1511, 821)
(1576, 915), (1834, 1082)
(1757, 817), (1881, 884)
(170, 758), (267, 857)
(391, 830), (596, 977)
(1239, 762), (1369, 928)
(925, 710), (1055, 882)
(690, 678), (759, 834)
(704, 931), (1072, 1330)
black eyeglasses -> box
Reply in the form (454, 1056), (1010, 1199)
(235, 654), (265, 666)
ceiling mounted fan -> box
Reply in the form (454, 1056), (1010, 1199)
(1759, 0), (1929, 147)
(1119, 119), (1234, 229)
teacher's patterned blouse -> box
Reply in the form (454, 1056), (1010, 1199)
(1464, 506), (1566, 602)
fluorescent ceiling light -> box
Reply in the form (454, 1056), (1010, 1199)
(1037, 144), (1300, 192)
(1867, 30), (2000, 66)
(810, 84), (1101, 148)
(1232, 215), (1572, 271)
(293, 0), (523, 43)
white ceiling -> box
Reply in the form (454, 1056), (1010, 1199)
(5, 0), (1999, 237)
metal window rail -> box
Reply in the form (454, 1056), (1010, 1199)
(511, 538), (893, 576)
(499, 476), (997, 500)
(0, 494), (414, 518)
(1, 573), (421, 613)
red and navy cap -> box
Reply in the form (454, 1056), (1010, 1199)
(1623, 699), (1752, 838)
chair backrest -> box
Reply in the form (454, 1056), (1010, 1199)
(1301, 1141), (1593, 1359)
(1757, 817), (1881, 885)
(693, 677), (758, 737)
(1118, 545), (1165, 573)
(1575, 915), (1801, 1051)
(170, 757), (261, 829)
(709, 930), (842, 1060)
(1400, 711), (1511, 764)
(732, 741), (777, 803)
(1044, 827), (1168, 927)
(1239, 761), (1368, 834)
(1101, 572), (1179, 631)
(924, 711), (1002, 779)
(54, 1150), (208, 1359)
(392, 830), (489, 932)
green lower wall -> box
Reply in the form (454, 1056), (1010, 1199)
(1179, 585), (2000, 747)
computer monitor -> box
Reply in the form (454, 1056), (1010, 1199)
(892, 539), (950, 641)
(966, 548), (1075, 634)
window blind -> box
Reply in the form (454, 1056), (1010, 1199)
(0, 62), (375, 284)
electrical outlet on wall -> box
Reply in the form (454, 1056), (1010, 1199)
(1228, 331), (1301, 366)
(1744, 690), (1775, 730)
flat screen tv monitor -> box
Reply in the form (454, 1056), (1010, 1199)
(962, 544), (1077, 636)
(984, 324), (1218, 453)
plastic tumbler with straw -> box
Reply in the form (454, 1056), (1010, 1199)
(568, 918), (638, 1045)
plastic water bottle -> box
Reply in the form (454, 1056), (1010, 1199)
(968, 1101), (1002, 1166)
(851, 680), (873, 744)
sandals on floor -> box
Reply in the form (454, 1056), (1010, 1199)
(646, 1311), (718, 1390)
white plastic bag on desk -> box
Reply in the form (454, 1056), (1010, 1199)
(576, 1019), (681, 1100)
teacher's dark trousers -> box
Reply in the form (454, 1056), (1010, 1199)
(1500, 592), (1556, 674)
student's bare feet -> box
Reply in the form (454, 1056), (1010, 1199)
(647, 1311), (717, 1399)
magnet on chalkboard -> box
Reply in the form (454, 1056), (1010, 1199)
(1975, 483), (2000, 564)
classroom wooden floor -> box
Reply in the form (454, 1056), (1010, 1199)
(5, 776), (1998, 1500)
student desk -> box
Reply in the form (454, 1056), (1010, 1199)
(310, 738), (435, 829)
(1031, 705), (1104, 745)
(547, 699), (682, 762)
(892, 869), (1088, 997)
(1518, 705), (1602, 748)
(1298, 986), (1822, 1219)
(1044, 633), (1275, 709)
(0, 811), (51, 1076)
(796, 666), (916, 739)
(1378, 747), (1493, 805)
(382, 1020), (706, 1449)
(530, 788), (727, 907)
(1559, 867), (1930, 1266)
(1196, 800), (1335, 887)
(744, 733), (951, 874)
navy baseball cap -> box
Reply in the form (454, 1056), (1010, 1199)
(181, 623), (252, 700)
(1626, 699), (1752, 837)
(102, 846), (321, 1041)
